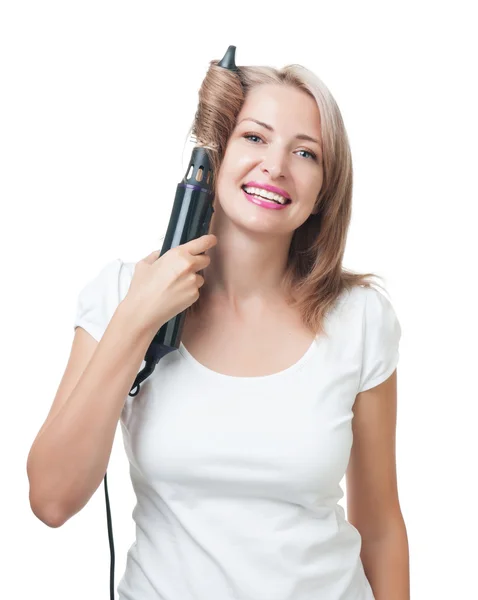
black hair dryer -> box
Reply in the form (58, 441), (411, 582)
(102, 45), (239, 600)
(128, 44), (239, 397)
(127, 144), (215, 397)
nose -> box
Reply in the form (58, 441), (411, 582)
(260, 146), (287, 179)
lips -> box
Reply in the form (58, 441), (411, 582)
(243, 181), (292, 202)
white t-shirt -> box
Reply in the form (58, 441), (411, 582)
(74, 258), (402, 600)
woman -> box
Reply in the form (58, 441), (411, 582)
(27, 59), (410, 599)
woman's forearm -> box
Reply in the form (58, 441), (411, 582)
(27, 300), (159, 527)
(361, 517), (410, 600)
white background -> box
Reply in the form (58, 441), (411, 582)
(2, 1), (477, 598)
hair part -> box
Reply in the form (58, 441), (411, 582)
(184, 59), (387, 338)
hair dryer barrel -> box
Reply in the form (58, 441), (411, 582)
(160, 146), (214, 254)
(152, 146), (215, 351)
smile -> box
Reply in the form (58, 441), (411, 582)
(241, 187), (291, 210)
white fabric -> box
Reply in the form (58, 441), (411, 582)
(74, 259), (402, 600)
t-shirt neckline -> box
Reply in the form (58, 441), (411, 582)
(178, 336), (319, 382)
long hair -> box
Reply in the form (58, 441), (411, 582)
(184, 59), (386, 337)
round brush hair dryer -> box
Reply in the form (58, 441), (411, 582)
(103, 45), (240, 600)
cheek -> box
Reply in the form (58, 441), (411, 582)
(218, 148), (254, 186)
(306, 171), (324, 201)
(215, 163), (237, 202)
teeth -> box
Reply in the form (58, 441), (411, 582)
(243, 186), (289, 204)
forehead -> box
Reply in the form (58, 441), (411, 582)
(237, 84), (322, 139)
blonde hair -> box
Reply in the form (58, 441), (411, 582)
(184, 60), (386, 337)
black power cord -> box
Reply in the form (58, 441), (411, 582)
(103, 345), (164, 600)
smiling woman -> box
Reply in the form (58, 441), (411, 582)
(127, 57), (406, 598)
(29, 48), (409, 600)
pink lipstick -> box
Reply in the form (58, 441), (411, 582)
(244, 181), (291, 201)
(242, 188), (291, 210)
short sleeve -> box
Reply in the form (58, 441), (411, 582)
(73, 259), (124, 342)
(357, 288), (402, 393)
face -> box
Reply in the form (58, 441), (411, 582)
(214, 84), (324, 236)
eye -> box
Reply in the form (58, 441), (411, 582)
(297, 149), (318, 161)
(243, 133), (263, 144)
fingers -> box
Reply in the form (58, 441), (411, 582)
(142, 234), (217, 265)
(186, 234), (218, 256)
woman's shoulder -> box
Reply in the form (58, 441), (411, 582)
(337, 284), (393, 310)
(328, 284), (398, 336)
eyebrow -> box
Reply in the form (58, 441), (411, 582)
(237, 117), (321, 147)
